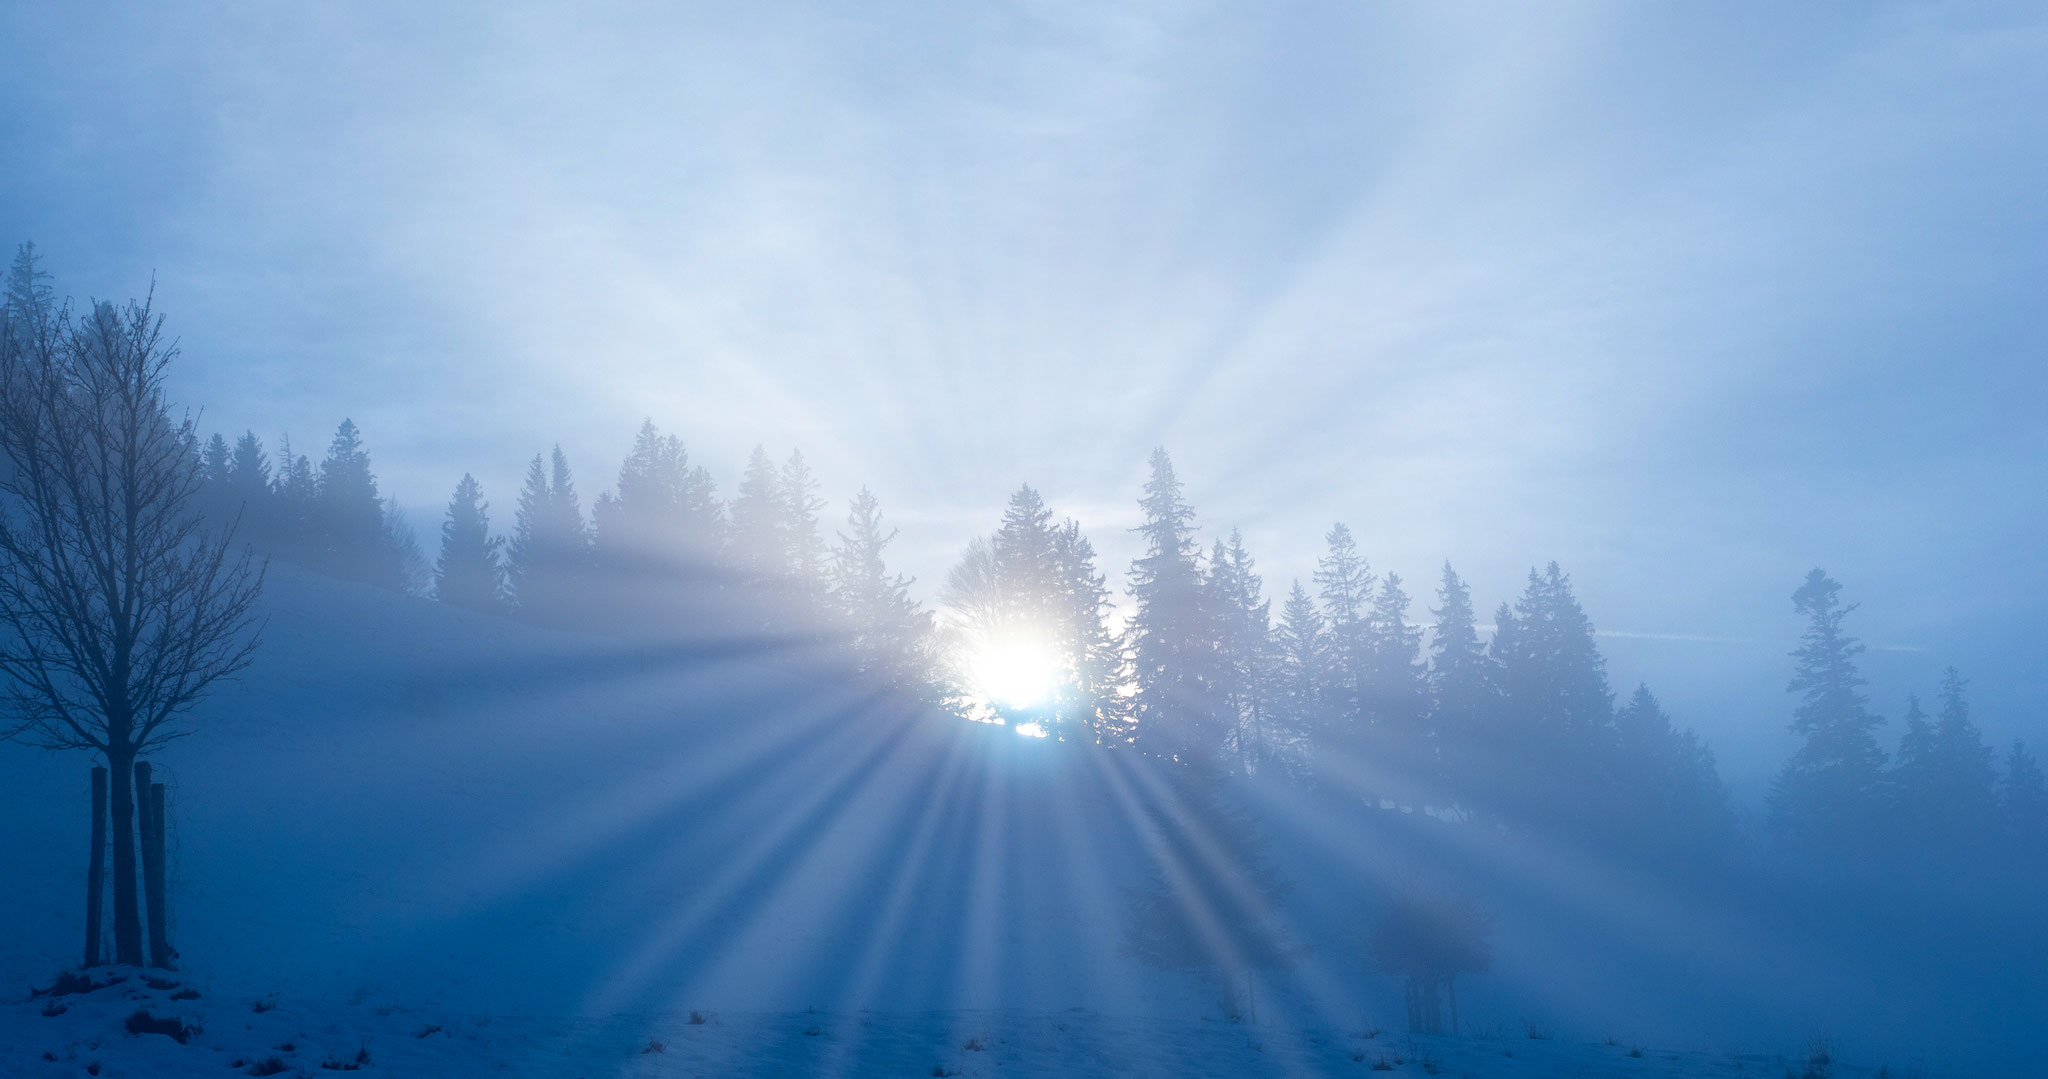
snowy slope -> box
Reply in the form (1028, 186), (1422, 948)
(0, 968), (1905, 1079)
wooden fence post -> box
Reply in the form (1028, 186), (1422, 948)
(149, 780), (171, 969)
(133, 761), (171, 969)
(85, 766), (106, 968)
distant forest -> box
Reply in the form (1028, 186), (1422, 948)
(189, 404), (2048, 890)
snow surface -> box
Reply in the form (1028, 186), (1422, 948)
(2, 968), (1902, 1079)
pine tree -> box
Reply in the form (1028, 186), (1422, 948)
(1313, 523), (1373, 767)
(2001, 741), (2048, 856)
(271, 434), (317, 563)
(506, 447), (589, 624)
(728, 445), (787, 590)
(1612, 684), (1735, 867)
(1053, 519), (1128, 746)
(1270, 581), (1328, 778)
(1428, 564), (1496, 816)
(1490, 563), (1615, 837)
(1362, 573), (1431, 803)
(831, 487), (932, 692)
(1127, 449), (1219, 762)
(1769, 569), (1888, 863)
(1207, 531), (1276, 776)
(590, 420), (722, 633)
(312, 419), (403, 589)
(200, 433), (232, 486)
(1890, 692), (1938, 836)
(993, 485), (1060, 633)
(436, 473), (505, 614)
(780, 449), (829, 618)
(1932, 668), (1999, 828)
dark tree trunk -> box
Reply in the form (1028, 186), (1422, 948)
(1447, 976), (1460, 1036)
(135, 761), (172, 968)
(108, 745), (142, 966)
(149, 780), (171, 969)
(84, 766), (107, 968)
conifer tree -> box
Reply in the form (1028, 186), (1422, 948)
(1270, 580), (1327, 778)
(436, 473), (505, 614)
(2001, 741), (2048, 855)
(728, 445), (787, 589)
(1612, 684), (1734, 866)
(993, 484), (1060, 633)
(1127, 448), (1219, 762)
(1363, 573), (1431, 802)
(1207, 531), (1276, 776)
(1053, 519), (1128, 745)
(200, 433), (232, 486)
(1770, 569), (1888, 863)
(831, 487), (932, 692)
(506, 446), (589, 624)
(780, 449), (829, 617)
(1932, 668), (1999, 827)
(1428, 564), (1495, 815)
(1313, 523), (1372, 765)
(591, 420), (721, 632)
(1890, 692), (1938, 835)
(1490, 564), (1614, 837)
(271, 435), (317, 563)
(313, 419), (402, 589)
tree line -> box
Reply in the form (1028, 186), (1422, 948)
(184, 384), (2048, 883)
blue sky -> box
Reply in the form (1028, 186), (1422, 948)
(4, 1), (2044, 794)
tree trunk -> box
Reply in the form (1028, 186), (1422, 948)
(1447, 976), (1460, 1036)
(108, 746), (143, 966)
(137, 763), (172, 969)
(84, 766), (106, 968)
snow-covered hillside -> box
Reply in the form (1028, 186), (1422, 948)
(0, 966), (1898, 1079)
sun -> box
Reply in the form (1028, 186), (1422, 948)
(969, 639), (1061, 713)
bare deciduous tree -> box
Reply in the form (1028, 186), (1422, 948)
(0, 245), (264, 968)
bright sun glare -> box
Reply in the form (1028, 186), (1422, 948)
(970, 641), (1061, 713)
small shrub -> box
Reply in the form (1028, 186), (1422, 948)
(248, 1058), (291, 1077)
(251, 996), (279, 1014)
(318, 1045), (370, 1071)
(642, 1040), (666, 1054)
(688, 1010), (707, 1025)
(1361, 1024), (1380, 1040)
(41, 1001), (67, 1017)
(1629, 1045), (1645, 1058)
(41, 1052), (58, 1062)
(1524, 1020), (1552, 1040)
(1606, 1035), (1620, 1046)
(1370, 1056), (1394, 1071)
(86, 1064), (100, 1076)
(964, 1034), (987, 1052)
(144, 976), (180, 991)
(930, 1067), (957, 1078)
(804, 1025), (822, 1037)
(277, 1042), (297, 1053)
(125, 1008), (199, 1044)
(172, 988), (201, 1001)
(413, 1024), (442, 1038)
(1418, 1047), (1441, 1075)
